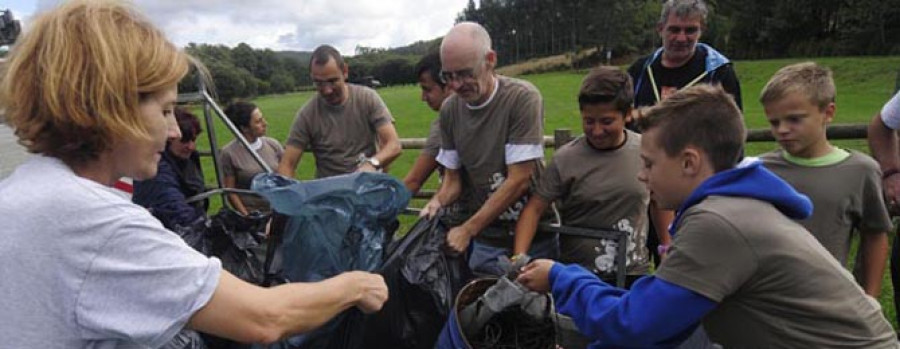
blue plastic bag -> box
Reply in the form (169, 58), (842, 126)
(251, 172), (410, 349)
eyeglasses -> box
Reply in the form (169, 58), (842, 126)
(313, 78), (341, 89)
(665, 25), (700, 35)
(439, 68), (477, 84)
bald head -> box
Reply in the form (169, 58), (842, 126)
(441, 22), (492, 67)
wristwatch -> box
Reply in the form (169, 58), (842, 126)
(366, 157), (382, 169)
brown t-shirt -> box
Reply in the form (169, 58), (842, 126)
(760, 150), (893, 265)
(436, 76), (546, 244)
(220, 137), (283, 212)
(536, 131), (650, 276)
(286, 84), (392, 178)
(657, 196), (896, 348)
(423, 118), (442, 157)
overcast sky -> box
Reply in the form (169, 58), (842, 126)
(5, 0), (473, 55)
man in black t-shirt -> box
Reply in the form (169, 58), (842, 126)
(627, 0), (742, 267)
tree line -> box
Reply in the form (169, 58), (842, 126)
(180, 0), (899, 103)
(457, 0), (900, 65)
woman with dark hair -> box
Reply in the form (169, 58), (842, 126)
(222, 101), (284, 215)
(133, 107), (208, 230)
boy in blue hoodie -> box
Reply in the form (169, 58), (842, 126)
(517, 85), (897, 348)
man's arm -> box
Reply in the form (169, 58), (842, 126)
(420, 167), (462, 218)
(402, 153), (439, 195)
(359, 123), (402, 172)
(446, 161), (535, 253)
(859, 231), (889, 297)
(868, 114), (900, 205)
(277, 145), (304, 178)
(513, 195), (550, 255)
(188, 270), (387, 344)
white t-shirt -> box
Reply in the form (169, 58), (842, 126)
(0, 156), (221, 348)
(879, 91), (900, 130)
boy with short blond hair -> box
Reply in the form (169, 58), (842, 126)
(759, 62), (891, 297)
(516, 85), (896, 347)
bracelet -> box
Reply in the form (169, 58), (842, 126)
(657, 244), (670, 256)
(883, 168), (900, 179)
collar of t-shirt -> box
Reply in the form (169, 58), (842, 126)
(466, 76), (501, 110)
(249, 137), (263, 151)
(583, 131), (629, 152)
(782, 146), (850, 167)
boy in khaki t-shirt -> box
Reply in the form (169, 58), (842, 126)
(759, 62), (891, 297)
(513, 67), (653, 287)
(517, 85), (897, 348)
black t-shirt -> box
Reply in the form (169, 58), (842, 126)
(627, 46), (742, 111)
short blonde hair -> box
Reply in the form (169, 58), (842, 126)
(0, 0), (190, 164)
(759, 62), (835, 111)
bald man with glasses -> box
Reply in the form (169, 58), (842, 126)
(420, 22), (558, 276)
(278, 44), (401, 179)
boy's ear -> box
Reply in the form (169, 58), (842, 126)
(624, 107), (634, 124)
(822, 102), (836, 124)
(681, 147), (703, 176)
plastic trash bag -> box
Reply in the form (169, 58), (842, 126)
(251, 172), (410, 349)
(171, 208), (267, 284)
(362, 215), (474, 349)
(436, 277), (591, 349)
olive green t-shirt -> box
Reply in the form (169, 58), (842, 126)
(436, 76), (546, 243)
(536, 131), (650, 276)
(760, 150), (893, 265)
(286, 84), (392, 178)
(220, 137), (283, 212)
(657, 196), (896, 348)
(423, 118), (441, 157)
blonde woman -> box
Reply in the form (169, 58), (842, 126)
(0, 1), (386, 347)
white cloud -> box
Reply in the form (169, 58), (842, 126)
(22, 0), (471, 55)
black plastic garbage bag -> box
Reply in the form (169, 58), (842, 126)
(162, 329), (207, 349)
(251, 172), (410, 349)
(171, 208), (267, 284)
(362, 215), (474, 349)
(436, 277), (592, 349)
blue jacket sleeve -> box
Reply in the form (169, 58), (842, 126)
(549, 263), (717, 348)
(132, 159), (205, 229)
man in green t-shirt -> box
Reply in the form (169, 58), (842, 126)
(277, 45), (401, 179)
(420, 22), (556, 276)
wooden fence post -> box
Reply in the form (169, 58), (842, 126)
(554, 128), (573, 150)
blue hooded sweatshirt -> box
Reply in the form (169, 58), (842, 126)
(547, 159), (812, 348)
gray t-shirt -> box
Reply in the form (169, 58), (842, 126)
(423, 118), (442, 157)
(657, 196), (896, 348)
(221, 136), (284, 212)
(536, 131), (650, 276)
(0, 156), (221, 348)
(760, 150), (893, 265)
(436, 76), (546, 243)
(286, 84), (392, 178)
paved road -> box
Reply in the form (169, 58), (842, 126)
(0, 123), (30, 179)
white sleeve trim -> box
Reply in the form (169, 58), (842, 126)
(881, 92), (900, 130)
(505, 144), (544, 164)
(436, 149), (461, 169)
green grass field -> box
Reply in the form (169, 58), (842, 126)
(192, 55), (900, 327)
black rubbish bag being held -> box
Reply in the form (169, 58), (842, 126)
(363, 215), (474, 349)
